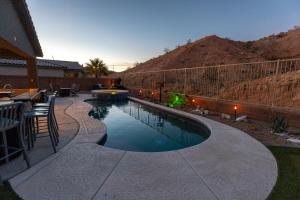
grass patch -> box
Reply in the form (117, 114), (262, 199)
(0, 181), (22, 200)
(267, 146), (300, 200)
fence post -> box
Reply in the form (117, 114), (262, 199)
(217, 66), (220, 100)
(271, 60), (280, 108)
(184, 68), (187, 94)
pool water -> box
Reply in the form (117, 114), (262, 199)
(87, 100), (210, 152)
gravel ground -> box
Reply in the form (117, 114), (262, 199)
(179, 106), (300, 147)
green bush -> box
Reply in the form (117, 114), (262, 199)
(272, 116), (288, 133)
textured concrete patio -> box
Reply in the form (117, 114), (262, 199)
(9, 94), (277, 200)
(0, 98), (79, 180)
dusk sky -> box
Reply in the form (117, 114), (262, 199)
(27, 0), (300, 71)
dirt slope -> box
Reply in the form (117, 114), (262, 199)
(218, 70), (300, 107)
(126, 28), (300, 72)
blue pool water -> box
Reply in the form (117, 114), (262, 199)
(87, 100), (210, 152)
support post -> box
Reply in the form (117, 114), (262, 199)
(26, 58), (39, 88)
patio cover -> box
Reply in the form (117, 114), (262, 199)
(0, 0), (43, 88)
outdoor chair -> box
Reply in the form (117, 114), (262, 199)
(32, 92), (59, 131)
(39, 89), (48, 103)
(93, 84), (108, 90)
(48, 82), (54, 93)
(70, 83), (80, 96)
(0, 83), (14, 98)
(24, 95), (58, 153)
(0, 102), (30, 168)
(2, 83), (13, 91)
(34, 91), (57, 106)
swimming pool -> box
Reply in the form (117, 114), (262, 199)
(87, 100), (210, 152)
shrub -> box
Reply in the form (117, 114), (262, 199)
(272, 116), (288, 133)
(164, 48), (170, 53)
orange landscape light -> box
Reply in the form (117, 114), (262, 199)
(192, 99), (196, 104)
(234, 105), (238, 119)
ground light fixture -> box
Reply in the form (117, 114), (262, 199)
(167, 93), (186, 107)
(151, 91), (155, 101)
(139, 89), (143, 96)
(234, 105), (238, 119)
(192, 98), (196, 105)
(158, 82), (164, 103)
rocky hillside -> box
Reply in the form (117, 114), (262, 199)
(126, 28), (300, 72)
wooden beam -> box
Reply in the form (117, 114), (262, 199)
(0, 36), (32, 59)
(0, 48), (23, 59)
(0, 37), (39, 88)
(26, 58), (39, 88)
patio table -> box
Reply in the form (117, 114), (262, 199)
(59, 88), (71, 97)
(11, 91), (42, 111)
(11, 91), (41, 102)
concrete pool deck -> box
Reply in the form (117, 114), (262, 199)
(9, 94), (277, 200)
(0, 98), (79, 180)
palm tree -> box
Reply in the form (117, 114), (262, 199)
(85, 58), (108, 78)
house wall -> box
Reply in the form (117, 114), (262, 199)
(0, 65), (27, 76)
(38, 68), (64, 77)
(0, 66), (64, 77)
(0, 0), (35, 57)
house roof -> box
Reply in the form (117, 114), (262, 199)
(11, 0), (43, 57)
(0, 58), (82, 70)
(39, 59), (82, 70)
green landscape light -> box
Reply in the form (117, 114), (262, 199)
(168, 93), (186, 107)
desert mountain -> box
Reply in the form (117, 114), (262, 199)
(126, 27), (300, 73)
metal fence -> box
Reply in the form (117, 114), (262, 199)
(119, 58), (300, 109)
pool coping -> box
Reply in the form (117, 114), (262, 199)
(9, 94), (278, 200)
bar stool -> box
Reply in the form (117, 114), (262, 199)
(24, 114), (35, 150)
(0, 102), (30, 168)
(33, 92), (59, 132)
(24, 96), (58, 153)
(32, 95), (59, 142)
